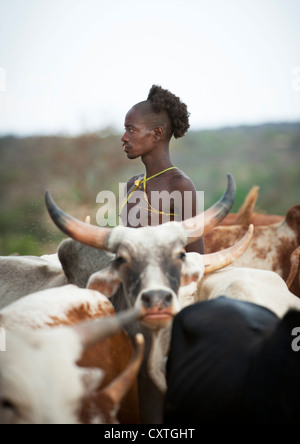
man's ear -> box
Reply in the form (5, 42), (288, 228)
(87, 267), (121, 298)
(180, 253), (205, 286)
(153, 126), (164, 142)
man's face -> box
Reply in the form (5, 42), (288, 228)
(121, 108), (155, 160)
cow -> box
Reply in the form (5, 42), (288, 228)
(44, 174), (255, 423)
(0, 285), (144, 424)
(195, 266), (300, 318)
(0, 243), (115, 309)
(221, 185), (284, 226)
(204, 204), (300, 298)
(164, 296), (300, 424)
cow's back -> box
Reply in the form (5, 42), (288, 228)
(0, 256), (67, 308)
(196, 267), (300, 318)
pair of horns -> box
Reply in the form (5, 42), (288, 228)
(45, 174), (236, 249)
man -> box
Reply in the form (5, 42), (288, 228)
(120, 85), (205, 254)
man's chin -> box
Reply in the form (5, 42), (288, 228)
(127, 152), (139, 160)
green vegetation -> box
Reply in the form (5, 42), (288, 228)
(0, 122), (299, 255)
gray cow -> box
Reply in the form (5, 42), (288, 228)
(0, 241), (114, 309)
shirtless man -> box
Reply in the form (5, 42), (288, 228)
(121, 85), (205, 254)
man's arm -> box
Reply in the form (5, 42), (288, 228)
(172, 175), (205, 254)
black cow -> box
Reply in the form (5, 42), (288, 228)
(165, 296), (300, 424)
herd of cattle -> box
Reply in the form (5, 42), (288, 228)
(0, 175), (300, 424)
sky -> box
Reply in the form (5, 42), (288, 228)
(0, 0), (299, 136)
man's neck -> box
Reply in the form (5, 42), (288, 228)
(141, 145), (174, 178)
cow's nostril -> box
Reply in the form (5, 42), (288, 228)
(141, 293), (152, 309)
(164, 293), (172, 306)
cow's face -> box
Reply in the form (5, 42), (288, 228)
(88, 224), (204, 330)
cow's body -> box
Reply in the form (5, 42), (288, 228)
(165, 297), (300, 424)
(204, 205), (300, 297)
(222, 212), (284, 227)
(221, 186), (284, 227)
(0, 255), (67, 309)
(0, 285), (141, 424)
(156, 265), (300, 396)
(0, 242), (114, 309)
(195, 266), (300, 318)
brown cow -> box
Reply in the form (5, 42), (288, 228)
(221, 186), (284, 226)
(204, 205), (300, 298)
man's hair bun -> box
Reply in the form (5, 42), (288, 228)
(147, 85), (190, 139)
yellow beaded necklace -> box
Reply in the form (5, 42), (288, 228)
(121, 166), (178, 214)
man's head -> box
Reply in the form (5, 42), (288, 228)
(122, 85), (190, 159)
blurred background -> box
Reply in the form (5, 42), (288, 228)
(0, 0), (299, 255)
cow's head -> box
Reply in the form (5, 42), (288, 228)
(45, 174), (253, 330)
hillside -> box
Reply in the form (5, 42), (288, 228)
(0, 121), (299, 255)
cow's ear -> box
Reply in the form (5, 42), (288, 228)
(87, 268), (121, 298)
(180, 253), (205, 286)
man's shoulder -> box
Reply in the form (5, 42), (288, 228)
(170, 169), (197, 193)
(126, 173), (144, 192)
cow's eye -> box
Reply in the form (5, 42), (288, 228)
(1, 398), (16, 411)
(115, 256), (127, 267)
(178, 252), (186, 261)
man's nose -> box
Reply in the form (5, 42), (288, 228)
(121, 131), (129, 143)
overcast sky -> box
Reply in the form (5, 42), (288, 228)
(0, 0), (299, 135)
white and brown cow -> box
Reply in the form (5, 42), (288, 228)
(0, 285), (143, 424)
(204, 204), (300, 297)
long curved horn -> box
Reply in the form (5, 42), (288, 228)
(73, 307), (142, 349)
(182, 174), (236, 244)
(45, 191), (112, 251)
(203, 224), (254, 274)
(286, 246), (300, 289)
(101, 334), (145, 406)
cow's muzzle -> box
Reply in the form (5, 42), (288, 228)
(138, 288), (179, 330)
(141, 289), (173, 309)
